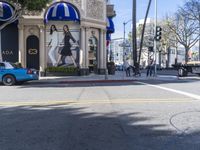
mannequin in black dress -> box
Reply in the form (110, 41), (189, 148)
(57, 25), (77, 67)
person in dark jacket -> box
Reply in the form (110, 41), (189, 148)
(57, 25), (77, 67)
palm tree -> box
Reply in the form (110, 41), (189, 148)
(132, 0), (137, 67)
(138, 0), (152, 65)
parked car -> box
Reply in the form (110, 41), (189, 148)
(173, 61), (200, 77)
(115, 64), (123, 71)
(0, 62), (39, 86)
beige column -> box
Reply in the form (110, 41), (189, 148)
(100, 29), (104, 69)
(103, 29), (107, 69)
(85, 27), (89, 68)
(18, 24), (25, 67)
(39, 25), (45, 73)
(80, 26), (86, 68)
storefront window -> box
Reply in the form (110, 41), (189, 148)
(46, 24), (80, 68)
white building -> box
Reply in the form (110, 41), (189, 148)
(109, 39), (131, 65)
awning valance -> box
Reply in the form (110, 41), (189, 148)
(0, 2), (14, 22)
(45, 2), (80, 23)
(107, 17), (115, 34)
(106, 33), (111, 41)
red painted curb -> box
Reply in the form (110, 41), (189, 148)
(59, 80), (136, 84)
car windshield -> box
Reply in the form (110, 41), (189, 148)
(10, 63), (22, 68)
(4, 63), (14, 69)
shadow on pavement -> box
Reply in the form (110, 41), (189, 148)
(0, 105), (199, 150)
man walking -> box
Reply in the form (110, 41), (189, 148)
(146, 59), (154, 77)
(123, 59), (131, 77)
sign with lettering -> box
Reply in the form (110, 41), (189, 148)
(1, 23), (18, 62)
(2, 50), (14, 55)
(26, 35), (39, 70)
(28, 49), (38, 55)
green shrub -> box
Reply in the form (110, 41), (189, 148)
(13, 62), (22, 68)
(45, 66), (78, 74)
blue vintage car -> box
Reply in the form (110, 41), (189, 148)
(0, 62), (39, 86)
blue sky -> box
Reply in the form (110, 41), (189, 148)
(111, 0), (185, 39)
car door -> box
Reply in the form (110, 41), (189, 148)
(0, 63), (6, 81)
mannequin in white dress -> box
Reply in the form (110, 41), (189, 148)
(48, 25), (59, 66)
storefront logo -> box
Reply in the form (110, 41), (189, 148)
(2, 50), (13, 55)
(28, 49), (38, 55)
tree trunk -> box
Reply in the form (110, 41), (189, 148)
(138, 0), (152, 65)
(159, 50), (161, 68)
(0, 31), (2, 61)
(132, 0), (137, 67)
(185, 46), (189, 63)
(166, 47), (170, 68)
(199, 15), (200, 61)
(199, 38), (200, 61)
(175, 41), (178, 65)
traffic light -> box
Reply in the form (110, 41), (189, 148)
(155, 26), (162, 41)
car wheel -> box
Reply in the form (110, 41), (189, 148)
(2, 75), (16, 86)
(178, 68), (187, 77)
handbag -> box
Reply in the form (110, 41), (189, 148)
(58, 46), (64, 54)
(58, 45), (64, 54)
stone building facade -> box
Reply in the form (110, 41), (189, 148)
(0, 0), (115, 75)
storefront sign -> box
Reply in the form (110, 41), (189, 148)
(28, 49), (38, 55)
(2, 50), (14, 55)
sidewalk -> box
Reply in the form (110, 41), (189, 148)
(33, 71), (178, 84)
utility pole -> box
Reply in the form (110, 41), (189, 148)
(132, 0), (137, 68)
(199, 14), (200, 61)
(123, 20), (132, 62)
(123, 22), (126, 62)
(154, 0), (157, 76)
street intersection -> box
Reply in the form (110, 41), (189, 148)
(0, 72), (200, 150)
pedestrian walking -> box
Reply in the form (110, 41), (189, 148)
(146, 59), (154, 77)
(123, 59), (131, 77)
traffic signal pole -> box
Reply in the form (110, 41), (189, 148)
(154, 0), (157, 76)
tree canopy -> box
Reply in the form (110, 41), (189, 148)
(7, 0), (51, 11)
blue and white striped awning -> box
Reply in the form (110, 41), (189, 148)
(45, 2), (80, 23)
(0, 2), (14, 22)
(107, 17), (115, 34)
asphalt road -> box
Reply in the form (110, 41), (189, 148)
(0, 77), (200, 150)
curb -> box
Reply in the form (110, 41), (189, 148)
(31, 79), (136, 85)
(59, 79), (136, 84)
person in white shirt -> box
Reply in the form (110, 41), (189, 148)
(123, 59), (130, 77)
(48, 25), (59, 66)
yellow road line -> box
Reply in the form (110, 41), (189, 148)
(0, 98), (197, 107)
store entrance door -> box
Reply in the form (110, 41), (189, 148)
(26, 35), (40, 70)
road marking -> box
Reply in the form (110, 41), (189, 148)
(0, 98), (196, 107)
(137, 81), (200, 100)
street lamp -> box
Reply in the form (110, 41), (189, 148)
(123, 19), (132, 61)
